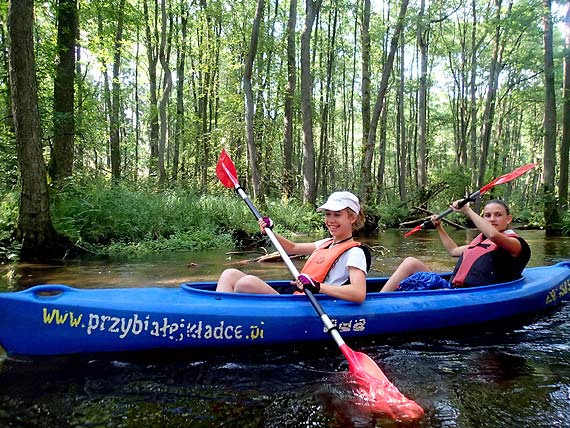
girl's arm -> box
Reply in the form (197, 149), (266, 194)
(319, 266), (367, 303)
(457, 205), (522, 257)
(258, 218), (316, 255)
(432, 216), (466, 257)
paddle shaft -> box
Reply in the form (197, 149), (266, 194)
(419, 190), (479, 229)
(232, 185), (345, 347)
(406, 163), (535, 237)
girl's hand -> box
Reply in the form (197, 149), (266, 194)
(451, 199), (470, 214)
(430, 215), (441, 227)
(258, 217), (273, 234)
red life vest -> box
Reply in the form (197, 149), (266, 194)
(451, 230), (529, 287)
(300, 238), (363, 283)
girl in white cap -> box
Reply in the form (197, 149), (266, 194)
(215, 191), (369, 303)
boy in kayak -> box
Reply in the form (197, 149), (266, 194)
(215, 191), (370, 303)
(380, 199), (531, 292)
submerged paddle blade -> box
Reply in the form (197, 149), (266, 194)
(340, 344), (424, 421)
(479, 163), (535, 194)
(216, 149), (239, 188)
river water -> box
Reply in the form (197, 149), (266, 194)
(0, 229), (569, 427)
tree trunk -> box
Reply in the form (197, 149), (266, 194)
(476, 0), (505, 199)
(469, 0), (479, 178)
(134, 24), (141, 180)
(282, 0), (297, 199)
(157, 0), (172, 186)
(110, 0), (125, 182)
(360, 0), (409, 204)
(74, 3), (84, 172)
(172, 0), (188, 183)
(542, 0), (561, 234)
(96, 10), (112, 172)
(300, 0), (322, 205)
(50, 0), (77, 183)
(376, 102), (388, 201)
(8, 0), (62, 261)
(397, 36), (407, 201)
(416, 0), (427, 188)
(560, 0), (570, 208)
(317, 6), (337, 196)
(144, 0), (159, 178)
(243, 0), (264, 200)
(361, 0), (371, 151)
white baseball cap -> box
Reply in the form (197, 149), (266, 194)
(317, 191), (360, 214)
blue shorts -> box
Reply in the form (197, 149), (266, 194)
(397, 271), (452, 291)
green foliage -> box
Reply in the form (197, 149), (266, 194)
(374, 201), (410, 229)
(0, 190), (19, 261)
(0, 131), (18, 193)
(562, 209), (570, 235)
(46, 177), (324, 256)
(0, 190), (18, 242)
(51, 177), (232, 254)
(262, 199), (322, 234)
(427, 166), (472, 208)
(3, 0), (569, 265)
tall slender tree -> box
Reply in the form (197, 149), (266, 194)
(316, 5), (338, 196)
(361, 0), (371, 148)
(50, 0), (78, 182)
(476, 0), (506, 198)
(542, 0), (560, 234)
(300, 0), (322, 205)
(469, 0), (480, 177)
(397, 35), (407, 201)
(172, 0), (189, 182)
(157, 0), (172, 185)
(144, 0), (160, 177)
(243, 0), (264, 200)
(416, 0), (427, 189)
(282, 0), (297, 199)
(561, 0), (570, 208)
(110, 0), (126, 181)
(360, 0), (409, 204)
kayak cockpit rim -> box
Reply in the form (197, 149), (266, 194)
(179, 273), (531, 297)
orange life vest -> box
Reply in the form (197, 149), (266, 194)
(450, 230), (530, 287)
(300, 238), (363, 283)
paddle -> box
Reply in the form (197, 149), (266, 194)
(404, 163), (536, 237)
(216, 148), (424, 421)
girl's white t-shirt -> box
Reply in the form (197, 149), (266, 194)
(313, 238), (368, 285)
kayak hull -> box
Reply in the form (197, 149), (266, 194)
(1, 262), (569, 357)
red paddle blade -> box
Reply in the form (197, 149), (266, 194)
(340, 344), (424, 421)
(216, 149), (239, 188)
(479, 163), (535, 194)
(404, 224), (423, 238)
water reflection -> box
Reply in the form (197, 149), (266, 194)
(1, 229), (569, 291)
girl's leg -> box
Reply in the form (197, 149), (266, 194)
(216, 268), (247, 292)
(234, 275), (280, 294)
(380, 257), (430, 292)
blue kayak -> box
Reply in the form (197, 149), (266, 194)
(1, 262), (569, 357)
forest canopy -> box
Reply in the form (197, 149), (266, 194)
(1, 0), (569, 260)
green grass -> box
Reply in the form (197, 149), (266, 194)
(45, 177), (321, 257)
